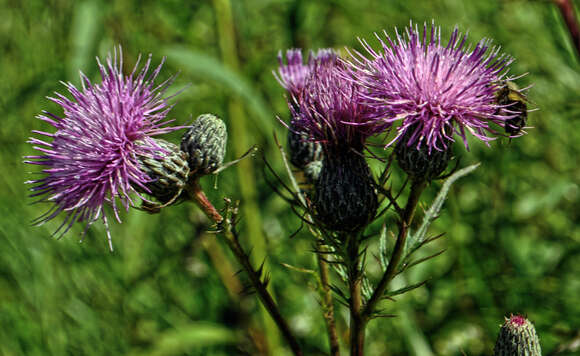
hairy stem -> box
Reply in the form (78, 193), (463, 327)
(554, 0), (580, 57)
(316, 241), (341, 356)
(362, 179), (426, 321)
(220, 200), (303, 356)
(346, 232), (364, 356)
(273, 134), (340, 355)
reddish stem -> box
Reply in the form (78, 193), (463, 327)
(187, 181), (223, 223)
(554, 0), (580, 57)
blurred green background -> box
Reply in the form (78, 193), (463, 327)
(1, 0), (579, 355)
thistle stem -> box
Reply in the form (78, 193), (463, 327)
(346, 232), (364, 356)
(316, 241), (341, 356)
(189, 186), (302, 354)
(220, 200), (303, 356)
(187, 181), (223, 223)
(362, 179), (426, 321)
(554, 0), (580, 57)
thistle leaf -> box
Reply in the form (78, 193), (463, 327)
(406, 163), (480, 254)
(384, 279), (429, 298)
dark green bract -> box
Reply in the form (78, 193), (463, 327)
(395, 129), (452, 181)
(136, 139), (190, 205)
(313, 152), (378, 232)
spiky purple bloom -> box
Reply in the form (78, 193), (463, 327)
(276, 50), (382, 232)
(274, 48), (337, 99)
(25, 48), (179, 249)
(274, 49), (336, 170)
(350, 21), (515, 152)
(290, 52), (389, 152)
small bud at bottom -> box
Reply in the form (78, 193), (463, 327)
(494, 315), (542, 356)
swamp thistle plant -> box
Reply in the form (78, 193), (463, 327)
(26, 21), (532, 355)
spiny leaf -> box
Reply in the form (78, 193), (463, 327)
(148, 322), (238, 355)
(281, 263), (316, 275)
(384, 279), (429, 298)
(406, 163), (480, 254)
(401, 249), (447, 273)
(379, 224), (389, 270)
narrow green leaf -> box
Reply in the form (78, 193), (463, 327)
(406, 163), (480, 253)
(69, 1), (100, 80)
(147, 322), (239, 356)
(402, 249), (447, 272)
(378, 224), (389, 270)
(385, 279), (429, 298)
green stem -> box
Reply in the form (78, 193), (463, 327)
(362, 179), (426, 321)
(346, 232), (364, 356)
(220, 201), (303, 356)
(316, 240), (341, 356)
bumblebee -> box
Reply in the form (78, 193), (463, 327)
(494, 81), (528, 135)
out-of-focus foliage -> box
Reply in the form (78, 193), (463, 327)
(1, 0), (579, 355)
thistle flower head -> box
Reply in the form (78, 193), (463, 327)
(274, 48), (337, 99)
(290, 51), (389, 152)
(350, 21), (516, 152)
(25, 47), (179, 249)
(275, 49), (335, 169)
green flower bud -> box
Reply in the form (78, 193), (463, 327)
(181, 114), (227, 176)
(137, 139), (189, 205)
(313, 152), (378, 232)
(494, 315), (542, 356)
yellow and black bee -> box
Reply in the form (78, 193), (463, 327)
(494, 81), (528, 135)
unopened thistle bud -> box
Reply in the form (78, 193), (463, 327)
(136, 139), (190, 205)
(395, 126), (452, 181)
(181, 114), (227, 176)
(313, 152), (378, 232)
(494, 315), (542, 356)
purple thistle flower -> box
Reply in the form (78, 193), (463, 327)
(350, 21), (516, 152)
(274, 48), (337, 99)
(274, 49), (335, 170)
(25, 47), (180, 250)
(290, 52), (389, 152)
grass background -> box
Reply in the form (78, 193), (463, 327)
(1, 0), (579, 355)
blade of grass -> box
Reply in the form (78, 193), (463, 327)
(211, 0), (281, 353)
(68, 1), (100, 80)
(163, 47), (274, 137)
